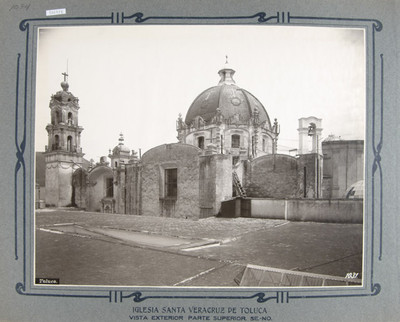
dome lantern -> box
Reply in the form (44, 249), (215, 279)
(218, 55), (236, 85)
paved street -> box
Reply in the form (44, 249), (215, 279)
(35, 209), (363, 286)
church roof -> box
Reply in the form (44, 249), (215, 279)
(184, 61), (272, 129)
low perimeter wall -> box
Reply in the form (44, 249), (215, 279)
(221, 198), (363, 223)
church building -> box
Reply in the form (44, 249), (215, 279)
(36, 61), (364, 220)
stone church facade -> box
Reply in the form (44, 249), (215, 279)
(38, 62), (364, 219)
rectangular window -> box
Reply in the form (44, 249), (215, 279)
(106, 178), (114, 197)
(231, 134), (240, 148)
(165, 168), (177, 198)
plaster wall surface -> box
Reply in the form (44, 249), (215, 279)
(222, 198), (363, 223)
(322, 140), (364, 198)
(87, 166), (113, 212)
(287, 199), (363, 223)
(251, 199), (286, 219)
(45, 162), (76, 207)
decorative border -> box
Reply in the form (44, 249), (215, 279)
(14, 12), (383, 303)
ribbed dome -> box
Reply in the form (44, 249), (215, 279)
(185, 63), (271, 129)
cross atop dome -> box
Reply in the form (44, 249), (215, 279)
(62, 71), (69, 82)
(60, 71), (70, 92)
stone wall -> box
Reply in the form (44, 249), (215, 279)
(72, 168), (88, 208)
(139, 143), (201, 219)
(125, 164), (141, 215)
(114, 166), (126, 214)
(297, 153), (322, 199)
(243, 154), (299, 198)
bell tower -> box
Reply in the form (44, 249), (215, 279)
(44, 73), (84, 207)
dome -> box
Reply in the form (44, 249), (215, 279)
(344, 180), (364, 199)
(184, 63), (272, 129)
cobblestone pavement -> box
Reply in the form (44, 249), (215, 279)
(35, 209), (363, 286)
(36, 209), (285, 240)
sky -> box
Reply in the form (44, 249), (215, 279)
(35, 25), (365, 162)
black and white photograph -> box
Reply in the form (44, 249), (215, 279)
(35, 25), (365, 287)
(1, 1), (399, 321)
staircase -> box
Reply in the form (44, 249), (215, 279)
(232, 171), (247, 198)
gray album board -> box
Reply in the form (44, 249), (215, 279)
(0, 0), (399, 321)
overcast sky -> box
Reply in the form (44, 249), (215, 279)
(35, 25), (365, 161)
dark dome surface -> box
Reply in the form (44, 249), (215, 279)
(184, 63), (271, 128)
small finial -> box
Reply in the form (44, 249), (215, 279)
(225, 55), (228, 64)
(119, 133), (124, 144)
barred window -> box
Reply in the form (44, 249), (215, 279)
(106, 178), (113, 197)
(165, 168), (177, 198)
(231, 134), (240, 148)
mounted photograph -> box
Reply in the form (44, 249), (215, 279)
(34, 25), (365, 287)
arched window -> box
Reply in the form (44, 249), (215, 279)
(54, 135), (60, 150)
(231, 134), (240, 148)
(197, 136), (204, 149)
(67, 112), (73, 125)
(67, 136), (73, 152)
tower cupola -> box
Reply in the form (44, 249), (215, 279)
(218, 56), (236, 85)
